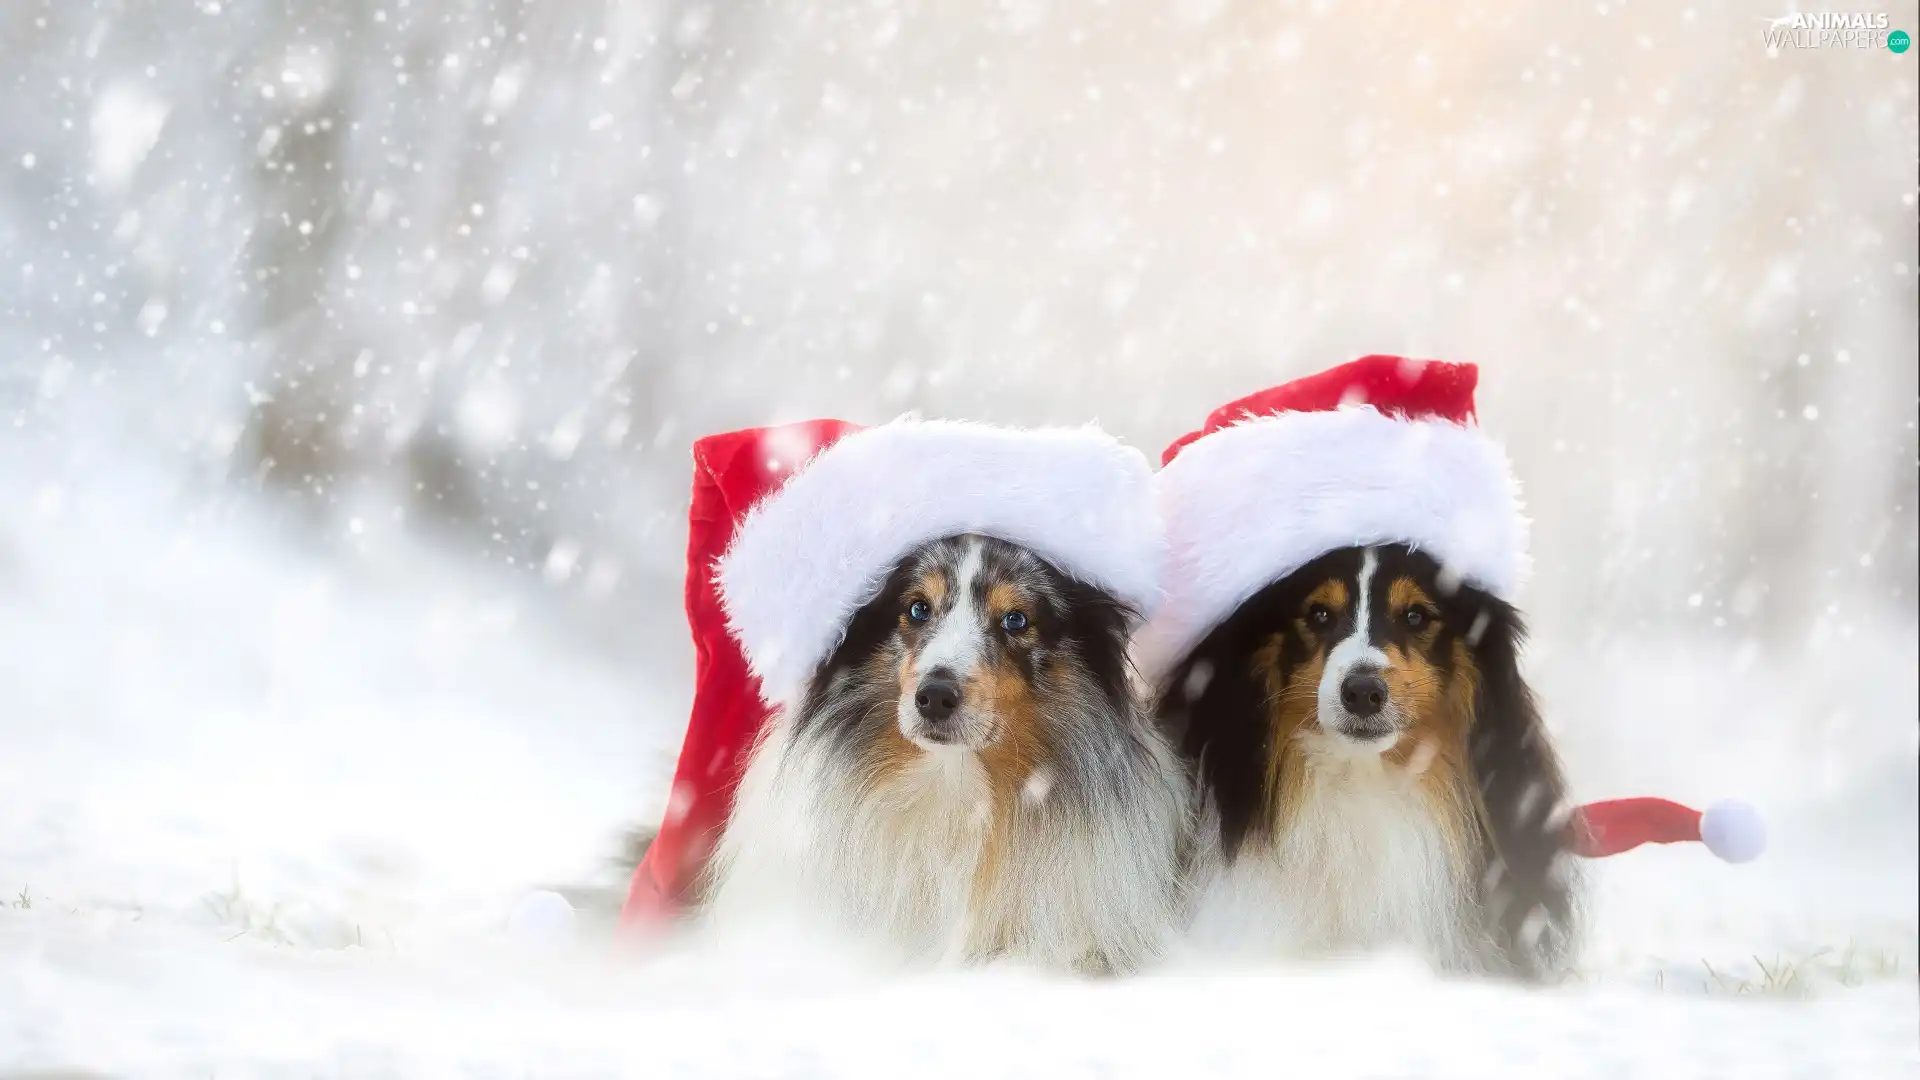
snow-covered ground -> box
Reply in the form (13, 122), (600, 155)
(5, 921), (1916, 1079)
(2, 423), (1915, 1078)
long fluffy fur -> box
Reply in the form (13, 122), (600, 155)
(1158, 544), (1578, 979)
(705, 535), (1189, 975)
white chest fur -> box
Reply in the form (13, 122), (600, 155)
(706, 728), (988, 963)
(1185, 747), (1478, 970)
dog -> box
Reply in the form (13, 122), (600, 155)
(1156, 543), (1578, 978)
(703, 533), (1188, 975)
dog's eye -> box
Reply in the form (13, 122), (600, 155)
(1308, 604), (1333, 626)
(907, 600), (932, 623)
(1000, 611), (1029, 634)
(1404, 606), (1431, 630)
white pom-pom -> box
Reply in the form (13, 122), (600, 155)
(1699, 799), (1766, 864)
(507, 889), (577, 945)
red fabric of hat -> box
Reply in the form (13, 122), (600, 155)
(1569, 797), (1766, 863)
(1161, 354), (1480, 466)
(619, 419), (862, 928)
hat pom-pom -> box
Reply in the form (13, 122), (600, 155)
(1699, 799), (1766, 864)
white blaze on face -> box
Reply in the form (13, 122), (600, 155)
(916, 539), (987, 680)
(1317, 547), (1393, 739)
(899, 539), (991, 745)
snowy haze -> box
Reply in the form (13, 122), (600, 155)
(1, 1), (1916, 1075)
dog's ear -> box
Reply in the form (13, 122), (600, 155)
(1058, 578), (1139, 715)
(1154, 621), (1273, 863)
(1466, 599), (1579, 979)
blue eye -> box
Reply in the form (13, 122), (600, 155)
(1000, 611), (1029, 634)
(907, 600), (932, 623)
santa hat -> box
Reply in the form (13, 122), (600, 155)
(1133, 354), (1527, 686)
(621, 417), (1162, 926)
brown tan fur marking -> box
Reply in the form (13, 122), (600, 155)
(1254, 634), (1321, 839)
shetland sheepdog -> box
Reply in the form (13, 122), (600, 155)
(704, 534), (1188, 974)
(1157, 544), (1578, 978)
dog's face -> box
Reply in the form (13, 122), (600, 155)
(800, 533), (1134, 761)
(1158, 543), (1508, 854)
(1159, 542), (1578, 978)
(1261, 546), (1473, 757)
(889, 535), (1058, 750)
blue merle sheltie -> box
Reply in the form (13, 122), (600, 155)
(1156, 544), (1580, 979)
(704, 534), (1189, 974)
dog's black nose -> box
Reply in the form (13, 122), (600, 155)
(915, 674), (963, 724)
(1339, 669), (1389, 718)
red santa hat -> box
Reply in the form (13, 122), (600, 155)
(621, 416), (1163, 925)
(1133, 354), (1527, 686)
(1136, 354), (1763, 867)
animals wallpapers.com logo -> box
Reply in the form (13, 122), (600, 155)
(1759, 12), (1911, 51)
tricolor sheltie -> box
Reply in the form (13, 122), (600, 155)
(705, 534), (1189, 974)
(1157, 544), (1579, 978)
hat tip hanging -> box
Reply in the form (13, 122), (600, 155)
(1699, 798), (1767, 864)
(1569, 795), (1766, 863)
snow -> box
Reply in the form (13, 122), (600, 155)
(4, 921), (1915, 1079)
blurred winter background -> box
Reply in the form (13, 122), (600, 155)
(2, 0), (1916, 1075)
